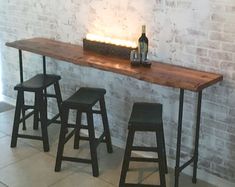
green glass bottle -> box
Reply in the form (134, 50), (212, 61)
(138, 25), (148, 62)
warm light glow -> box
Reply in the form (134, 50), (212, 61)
(86, 34), (137, 48)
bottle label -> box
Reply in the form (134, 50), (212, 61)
(139, 42), (148, 60)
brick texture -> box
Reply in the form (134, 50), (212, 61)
(0, 0), (235, 184)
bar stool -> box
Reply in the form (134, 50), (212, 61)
(119, 102), (167, 187)
(11, 74), (62, 152)
(55, 87), (113, 177)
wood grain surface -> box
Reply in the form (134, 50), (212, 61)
(6, 38), (223, 92)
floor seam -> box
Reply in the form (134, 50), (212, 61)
(47, 170), (79, 187)
(0, 181), (8, 187)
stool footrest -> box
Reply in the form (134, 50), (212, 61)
(79, 124), (88, 129)
(44, 93), (57, 98)
(96, 132), (106, 146)
(130, 157), (159, 162)
(63, 131), (106, 147)
(54, 120), (61, 124)
(18, 134), (43, 140)
(131, 146), (158, 152)
(91, 110), (102, 114)
(177, 157), (194, 173)
(65, 130), (75, 144)
(79, 135), (106, 144)
(124, 183), (161, 187)
(23, 105), (35, 110)
(79, 136), (89, 141)
(19, 111), (34, 123)
(66, 124), (88, 129)
(47, 113), (60, 126)
(66, 124), (77, 128)
(62, 156), (92, 164)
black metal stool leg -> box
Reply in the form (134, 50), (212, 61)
(54, 81), (63, 117)
(38, 91), (49, 152)
(21, 93), (26, 130)
(43, 88), (48, 125)
(55, 105), (69, 172)
(100, 96), (113, 153)
(119, 129), (135, 186)
(33, 94), (39, 130)
(157, 129), (166, 187)
(87, 111), (99, 177)
(11, 91), (23, 147)
(54, 81), (66, 134)
(161, 125), (168, 174)
(74, 111), (82, 149)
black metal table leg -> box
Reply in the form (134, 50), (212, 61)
(174, 89), (203, 187)
(42, 56), (48, 124)
(19, 50), (23, 83)
(174, 88), (184, 187)
(43, 56), (46, 75)
(192, 91), (202, 183)
(19, 49), (26, 130)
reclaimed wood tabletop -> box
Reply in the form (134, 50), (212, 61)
(6, 38), (223, 92)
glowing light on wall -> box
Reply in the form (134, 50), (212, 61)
(86, 33), (137, 48)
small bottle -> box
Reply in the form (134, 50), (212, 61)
(138, 25), (148, 63)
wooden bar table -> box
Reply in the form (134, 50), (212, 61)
(6, 38), (223, 187)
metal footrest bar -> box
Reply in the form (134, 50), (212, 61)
(23, 105), (35, 110)
(130, 157), (159, 162)
(79, 136), (106, 143)
(62, 156), (92, 164)
(44, 93), (57, 98)
(95, 132), (105, 146)
(79, 124), (88, 129)
(79, 136), (89, 141)
(131, 146), (158, 152)
(19, 110), (34, 123)
(17, 134), (43, 140)
(47, 113), (60, 126)
(64, 129), (75, 144)
(178, 157), (194, 173)
(91, 110), (102, 114)
(54, 120), (61, 124)
(65, 124), (77, 128)
(124, 183), (161, 187)
(92, 133), (106, 148)
(66, 124), (88, 129)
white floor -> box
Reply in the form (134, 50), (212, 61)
(0, 108), (216, 187)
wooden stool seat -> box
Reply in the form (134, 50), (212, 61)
(14, 74), (61, 91)
(119, 102), (167, 187)
(129, 102), (163, 131)
(55, 87), (113, 177)
(63, 87), (106, 109)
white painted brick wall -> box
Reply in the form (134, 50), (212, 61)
(1, 0), (235, 184)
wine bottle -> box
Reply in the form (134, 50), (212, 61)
(138, 25), (148, 62)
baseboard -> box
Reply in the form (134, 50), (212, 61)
(1, 94), (234, 187)
(0, 94), (16, 106)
